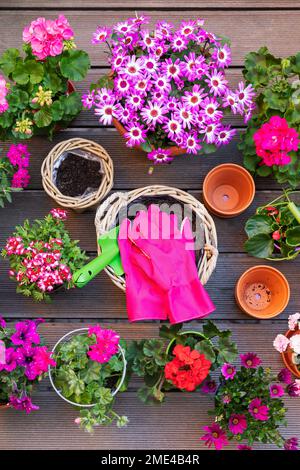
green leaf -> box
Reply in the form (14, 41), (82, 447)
(217, 337), (238, 363)
(245, 215), (273, 238)
(0, 48), (20, 76)
(201, 142), (216, 154)
(263, 89), (287, 112)
(194, 340), (216, 363)
(286, 226), (300, 247)
(244, 233), (274, 258)
(50, 100), (63, 121)
(7, 89), (29, 111)
(256, 165), (273, 177)
(60, 92), (82, 116)
(60, 50), (90, 81)
(140, 140), (153, 153)
(12, 60), (44, 85)
(12, 62), (29, 84)
(33, 108), (53, 128)
(43, 72), (62, 94)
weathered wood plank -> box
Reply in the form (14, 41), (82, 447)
(0, 10), (299, 66)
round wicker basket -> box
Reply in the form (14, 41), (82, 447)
(41, 138), (114, 212)
(95, 185), (218, 291)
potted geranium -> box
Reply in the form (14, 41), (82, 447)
(48, 325), (128, 433)
(274, 312), (300, 378)
(1, 208), (88, 302)
(127, 321), (237, 404)
(201, 353), (299, 450)
(0, 316), (55, 412)
(244, 191), (300, 260)
(0, 15), (90, 140)
(239, 47), (300, 188)
(0, 143), (30, 207)
(84, 14), (254, 164)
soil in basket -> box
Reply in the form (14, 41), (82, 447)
(56, 153), (103, 198)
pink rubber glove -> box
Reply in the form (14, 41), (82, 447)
(118, 218), (168, 322)
(131, 205), (215, 324)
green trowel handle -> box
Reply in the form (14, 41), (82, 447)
(73, 244), (119, 288)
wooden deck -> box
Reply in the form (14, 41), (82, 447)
(1, 1), (300, 450)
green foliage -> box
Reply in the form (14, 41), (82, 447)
(239, 47), (300, 188)
(244, 191), (300, 260)
(0, 43), (90, 141)
(52, 331), (127, 433)
(126, 321), (238, 405)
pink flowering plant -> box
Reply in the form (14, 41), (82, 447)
(201, 353), (298, 450)
(50, 325), (128, 433)
(1, 208), (87, 302)
(84, 14), (254, 164)
(274, 312), (300, 375)
(0, 15), (90, 141)
(0, 316), (55, 413)
(239, 47), (300, 188)
(0, 144), (30, 207)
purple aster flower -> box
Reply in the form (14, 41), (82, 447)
(9, 395), (39, 414)
(221, 363), (236, 380)
(147, 148), (174, 165)
(240, 352), (262, 369)
(269, 383), (285, 398)
(278, 368), (293, 385)
(216, 126), (236, 146)
(0, 316), (6, 328)
(81, 90), (95, 109)
(248, 398), (269, 421)
(124, 123), (147, 147)
(201, 379), (217, 394)
(237, 444), (252, 450)
(205, 70), (228, 97)
(287, 380), (300, 397)
(10, 320), (41, 347)
(212, 44), (232, 68)
(284, 437), (299, 451)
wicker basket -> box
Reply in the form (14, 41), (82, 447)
(95, 185), (218, 291)
(41, 138), (114, 212)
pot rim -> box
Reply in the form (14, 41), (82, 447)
(281, 329), (300, 378)
(48, 327), (127, 408)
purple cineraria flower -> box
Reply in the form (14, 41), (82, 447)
(179, 20), (196, 38)
(166, 97), (180, 112)
(10, 320), (41, 347)
(124, 123), (147, 147)
(81, 90), (95, 109)
(143, 55), (159, 75)
(216, 126), (236, 146)
(200, 122), (220, 144)
(234, 82), (255, 110)
(127, 93), (144, 110)
(114, 76), (131, 96)
(147, 148), (174, 165)
(129, 14), (150, 27)
(121, 55), (144, 78)
(152, 90), (166, 103)
(140, 30), (157, 51)
(152, 74), (171, 94)
(222, 90), (239, 114)
(183, 84), (206, 109)
(162, 58), (183, 81)
(121, 32), (140, 51)
(152, 42), (167, 59)
(95, 87), (115, 104)
(91, 26), (111, 45)
(113, 21), (134, 35)
(284, 437), (299, 451)
(9, 395), (39, 414)
(140, 101), (168, 126)
(221, 363), (236, 380)
(95, 100), (119, 126)
(184, 133), (201, 155)
(163, 116), (183, 139)
(200, 97), (223, 122)
(174, 105), (195, 130)
(287, 379), (300, 397)
(135, 78), (151, 95)
(201, 379), (217, 394)
(205, 70), (228, 97)
(269, 383), (285, 398)
(212, 44), (232, 68)
(171, 33), (188, 53)
(156, 21), (174, 40)
(240, 352), (262, 369)
(116, 105), (131, 124)
(111, 53), (126, 71)
(278, 368), (293, 385)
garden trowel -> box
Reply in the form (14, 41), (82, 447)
(73, 226), (124, 288)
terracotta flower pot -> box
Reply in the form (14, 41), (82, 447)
(112, 118), (186, 157)
(203, 163), (255, 218)
(282, 329), (300, 378)
(235, 265), (290, 319)
(0, 403), (9, 410)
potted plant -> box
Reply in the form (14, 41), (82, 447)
(274, 312), (300, 378)
(84, 15), (254, 164)
(201, 353), (299, 450)
(0, 143), (30, 207)
(0, 15), (90, 141)
(48, 325), (128, 433)
(239, 47), (300, 188)
(244, 191), (300, 261)
(0, 316), (55, 413)
(127, 321), (237, 404)
(1, 208), (88, 302)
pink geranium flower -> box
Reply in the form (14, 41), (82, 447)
(248, 398), (269, 421)
(288, 312), (300, 331)
(229, 414), (247, 435)
(201, 423), (229, 450)
(88, 325), (120, 364)
(273, 334), (290, 353)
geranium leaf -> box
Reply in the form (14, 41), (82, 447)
(286, 226), (300, 247)
(33, 108), (53, 128)
(244, 233), (274, 258)
(60, 50), (90, 81)
(245, 215), (273, 238)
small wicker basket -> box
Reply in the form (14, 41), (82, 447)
(95, 185), (218, 291)
(41, 138), (114, 212)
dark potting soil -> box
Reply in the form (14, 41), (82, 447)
(56, 153), (103, 198)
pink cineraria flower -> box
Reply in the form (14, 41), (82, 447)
(0, 316), (6, 328)
(284, 437), (299, 451)
(288, 313), (300, 331)
(200, 123), (220, 145)
(152, 74), (171, 94)
(92, 26), (111, 44)
(237, 444), (252, 450)
(201, 423), (229, 450)
(179, 20), (196, 38)
(11, 169), (30, 189)
(216, 127), (236, 146)
(115, 76), (131, 95)
(113, 20), (134, 35)
(10, 319), (42, 346)
(143, 56), (159, 75)
(127, 93), (144, 110)
(240, 352), (262, 369)
(201, 379), (217, 394)
(171, 33), (188, 52)
(124, 123), (147, 147)
(221, 363), (236, 380)
(175, 105), (195, 130)
(248, 398), (269, 421)
(205, 70), (228, 97)
(140, 30), (157, 51)
(88, 325), (120, 364)
(269, 383), (285, 398)
(234, 82), (255, 110)
(273, 334), (290, 353)
(0, 340), (5, 364)
(81, 90), (95, 109)
(184, 133), (201, 155)
(162, 58), (183, 81)
(9, 395), (39, 414)
(287, 380), (300, 397)
(156, 21), (174, 40)
(50, 208), (68, 220)
(278, 368), (293, 384)
(95, 100), (119, 126)
(147, 148), (174, 165)
(183, 84), (206, 109)
(212, 44), (232, 68)
(141, 101), (168, 126)
(163, 116), (183, 140)
(121, 55), (144, 78)
(200, 97), (223, 122)
(229, 414), (247, 435)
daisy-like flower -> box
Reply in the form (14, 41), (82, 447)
(152, 74), (171, 94)
(113, 20), (134, 35)
(129, 13), (150, 27)
(140, 101), (168, 126)
(212, 44), (232, 68)
(127, 94), (144, 110)
(183, 84), (206, 109)
(95, 87), (115, 104)
(111, 53), (126, 71)
(121, 55), (144, 78)
(221, 363), (236, 380)
(288, 312), (300, 331)
(134, 78), (151, 95)
(153, 43), (167, 58)
(147, 148), (174, 164)
(278, 368), (293, 384)
(166, 97), (180, 112)
(269, 383), (285, 398)
(81, 90), (95, 109)
(273, 334), (290, 353)
(201, 423), (229, 450)
(222, 90), (239, 114)
(205, 70), (228, 97)
(140, 30), (157, 51)
(162, 58), (183, 81)
(229, 414), (247, 435)
(201, 379), (217, 394)
(237, 444), (252, 451)
(216, 126), (236, 146)
(143, 55), (159, 75)
(156, 21), (173, 40)
(248, 398), (269, 421)
(179, 20), (196, 38)
(240, 352), (262, 369)
(171, 33), (188, 52)
(284, 437), (299, 451)
(174, 105), (195, 129)
(163, 116), (183, 139)
(235, 82), (255, 110)
(124, 123), (146, 147)
(91, 26), (111, 44)
(200, 122), (220, 144)
(114, 76), (131, 96)
(200, 97), (223, 122)
(184, 133), (201, 155)
(95, 100), (119, 125)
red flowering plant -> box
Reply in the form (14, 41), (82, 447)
(239, 47), (300, 188)
(201, 353), (298, 450)
(1, 208), (88, 302)
(127, 321), (237, 404)
(0, 316), (55, 413)
(244, 191), (300, 260)
(0, 143), (30, 207)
